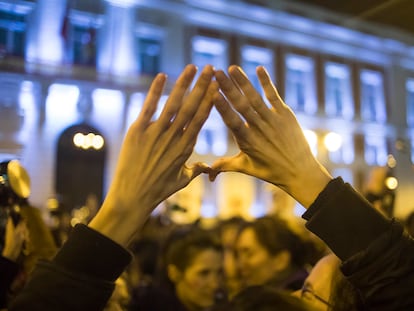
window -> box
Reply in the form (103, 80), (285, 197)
(192, 36), (228, 69)
(285, 54), (317, 114)
(364, 135), (388, 166)
(325, 62), (354, 119)
(360, 70), (386, 123)
(192, 36), (228, 155)
(138, 37), (161, 75)
(72, 25), (96, 66)
(328, 133), (354, 165)
(406, 79), (414, 127)
(0, 9), (27, 56)
(241, 45), (274, 95)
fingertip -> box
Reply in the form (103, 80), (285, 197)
(155, 73), (167, 83)
(185, 64), (198, 75)
(228, 64), (238, 72)
(202, 64), (215, 73)
(214, 69), (227, 80)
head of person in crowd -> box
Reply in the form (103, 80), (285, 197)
(104, 275), (130, 311)
(160, 226), (225, 311)
(294, 253), (364, 311)
(235, 215), (308, 292)
(404, 211), (414, 238)
(216, 285), (313, 311)
(128, 236), (161, 287)
(0, 160), (57, 293)
(215, 216), (247, 299)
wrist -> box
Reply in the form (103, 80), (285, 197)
(288, 162), (332, 208)
(88, 195), (153, 248)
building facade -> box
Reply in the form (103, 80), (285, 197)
(0, 0), (413, 221)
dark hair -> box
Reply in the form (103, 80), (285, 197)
(130, 237), (161, 277)
(217, 216), (247, 234)
(328, 268), (365, 311)
(216, 285), (311, 311)
(238, 216), (307, 268)
(158, 226), (223, 289)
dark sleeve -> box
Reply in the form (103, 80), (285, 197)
(302, 177), (390, 261)
(303, 177), (414, 310)
(9, 224), (132, 311)
(0, 256), (20, 308)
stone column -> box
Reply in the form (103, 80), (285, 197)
(26, 0), (67, 64)
(97, 1), (139, 76)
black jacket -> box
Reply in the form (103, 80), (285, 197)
(304, 177), (414, 310)
(9, 224), (131, 311)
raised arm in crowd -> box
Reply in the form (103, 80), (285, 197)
(8, 64), (414, 311)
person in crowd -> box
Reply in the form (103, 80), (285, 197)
(126, 237), (161, 310)
(137, 226), (224, 311)
(404, 211), (414, 237)
(235, 216), (308, 292)
(0, 216), (29, 309)
(8, 63), (414, 310)
(104, 275), (131, 311)
(215, 216), (246, 299)
(0, 160), (57, 310)
(294, 253), (363, 311)
(216, 285), (312, 311)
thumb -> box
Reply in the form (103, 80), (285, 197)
(209, 153), (244, 181)
(188, 162), (211, 180)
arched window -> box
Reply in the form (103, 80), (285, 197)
(55, 123), (106, 212)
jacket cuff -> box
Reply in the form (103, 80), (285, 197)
(53, 224), (132, 282)
(302, 177), (391, 261)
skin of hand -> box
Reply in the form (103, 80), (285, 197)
(89, 64), (217, 248)
(211, 65), (332, 208)
(2, 217), (29, 262)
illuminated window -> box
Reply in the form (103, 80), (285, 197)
(72, 25), (96, 66)
(328, 134), (354, 164)
(303, 129), (318, 157)
(0, 8), (27, 56)
(364, 135), (388, 166)
(138, 37), (161, 75)
(406, 79), (414, 127)
(360, 70), (386, 123)
(325, 62), (354, 119)
(241, 45), (274, 95)
(192, 36), (228, 156)
(192, 36), (228, 69)
(285, 54), (317, 114)
(46, 84), (80, 123)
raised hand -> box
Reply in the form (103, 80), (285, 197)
(89, 64), (216, 246)
(211, 65), (332, 208)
